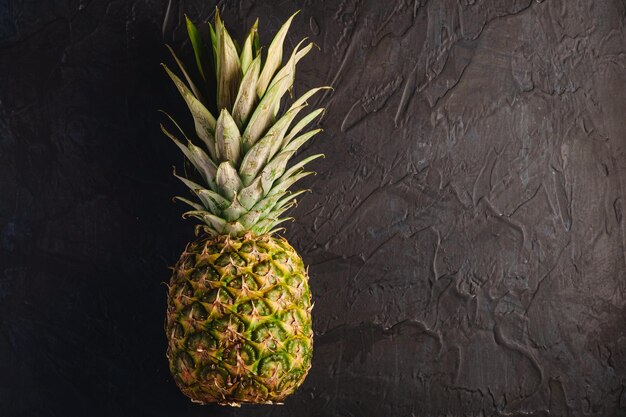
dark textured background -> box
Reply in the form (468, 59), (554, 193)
(2, 0), (626, 416)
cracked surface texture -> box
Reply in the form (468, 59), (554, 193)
(1, 0), (626, 416)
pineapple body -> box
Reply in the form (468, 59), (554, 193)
(166, 234), (313, 405)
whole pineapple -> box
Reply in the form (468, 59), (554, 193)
(161, 10), (326, 406)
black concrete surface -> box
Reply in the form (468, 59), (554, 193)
(1, 1), (626, 416)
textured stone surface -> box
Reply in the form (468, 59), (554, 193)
(1, 0), (626, 416)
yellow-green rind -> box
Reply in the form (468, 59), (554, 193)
(166, 233), (313, 405)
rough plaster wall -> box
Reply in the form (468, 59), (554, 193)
(1, 0), (626, 416)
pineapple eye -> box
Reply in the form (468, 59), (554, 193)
(264, 286), (285, 301)
(253, 261), (271, 276)
(229, 252), (246, 267)
(272, 251), (288, 263)
(236, 299), (271, 316)
(235, 379), (269, 402)
(286, 339), (310, 359)
(199, 367), (230, 390)
(285, 273), (304, 288)
(257, 353), (289, 379)
(239, 242), (254, 253)
(191, 265), (219, 282)
(175, 351), (195, 372)
(169, 322), (185, 340)
(211, 316), (245, 334)
(186, 332), (218, 351)
(201, 288), (233, 305)
(182, 302), (208, 321)
(177, 282), (194, 298)
(223, 343), (257, 366)
(215, 253), (231, 267)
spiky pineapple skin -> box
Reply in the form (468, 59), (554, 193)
(166, 233), (313, 405)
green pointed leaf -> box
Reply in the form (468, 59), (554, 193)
(267, 103), (310, 159)
(238, 177), (264, 210)
(174, 196), (205, 211)
(183, 210), (227, 234)
(252, 216), (293, 235)
(215, 109), (241, 165)
(238, 134), (274, 186)
(259, 150), (296, 195)
(186, 16), (209, 82)
(222, 194), (248, 221)
(195, 224), (220, 237)
(189, 141), (218, 181)
(224, 221), (245, 236)
(165, 45), (205, 103)
(217, 19), (242, 111)
(274, 189), (309, 211)
(266, 39), (314, 101)
(216, 161), (242, 200)
(161, 124), (217, 190)
(173, 168), (209, 193)
(273, 153), (324, 190)
(283, 108), (324, 147)
(238, 209), (263, 229)
(256, 11), (299, 98)
(283, 128), (322, 153)
(267, 170), (313, 196)
(242, 40), (312, 151)
(162, 64), (217, 159)
(172, 169), (224, 212)
(197, 189), (230, 211)
(240, 19), (258, 74)
(232, 55), (261, 129)
(208, 21), (218, 64)
(238, 190), (286, 228)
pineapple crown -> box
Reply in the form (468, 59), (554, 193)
(161, 10), (329, 237)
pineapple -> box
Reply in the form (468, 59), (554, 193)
(161, 10), (327, 406)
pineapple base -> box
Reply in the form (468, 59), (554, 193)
(165, 233), (313, 405)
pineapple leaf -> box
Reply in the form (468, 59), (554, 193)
(162, 64), (217, 159)
(232, 55), (261, 129)
(257, 130), (322, 195)
(240, 19), (258, 75)
(238, 191), (285, 228)
(266, 39), (313, 97)
(183, 210), (227, 233)
(239, 103), (306, 186)
(256, 11), (299, 98)
(215, 109), (242, 165)
(194, 224), (219, 237)
(161, 124), (218, 190)
(174, 196), (205, 211)
(197, 189), (230, 211)
(274, 153), (324, 188)
(216, 161), (243, 200)
(216, 17), (242, 111)
(241, 39), (313, 151)
(252, 216), (293, 235)
(265, 103), (308, 160)
(165, 44), (205, 103)
(238, 177), (264, 210)
(282, 128), (322, 154)
(172, 168), (225, 211)
(274, 189), (309, 212)
(222, 194), (248, 221)
(238, 134), (273, 186)
(267, 170), (313, 196)
(259, 150), (295, 195)
(224, 221), (245, 236)
(208, 21), (218, 65)
(283, 108), (325, 147)
(185, 15), (209, 82)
